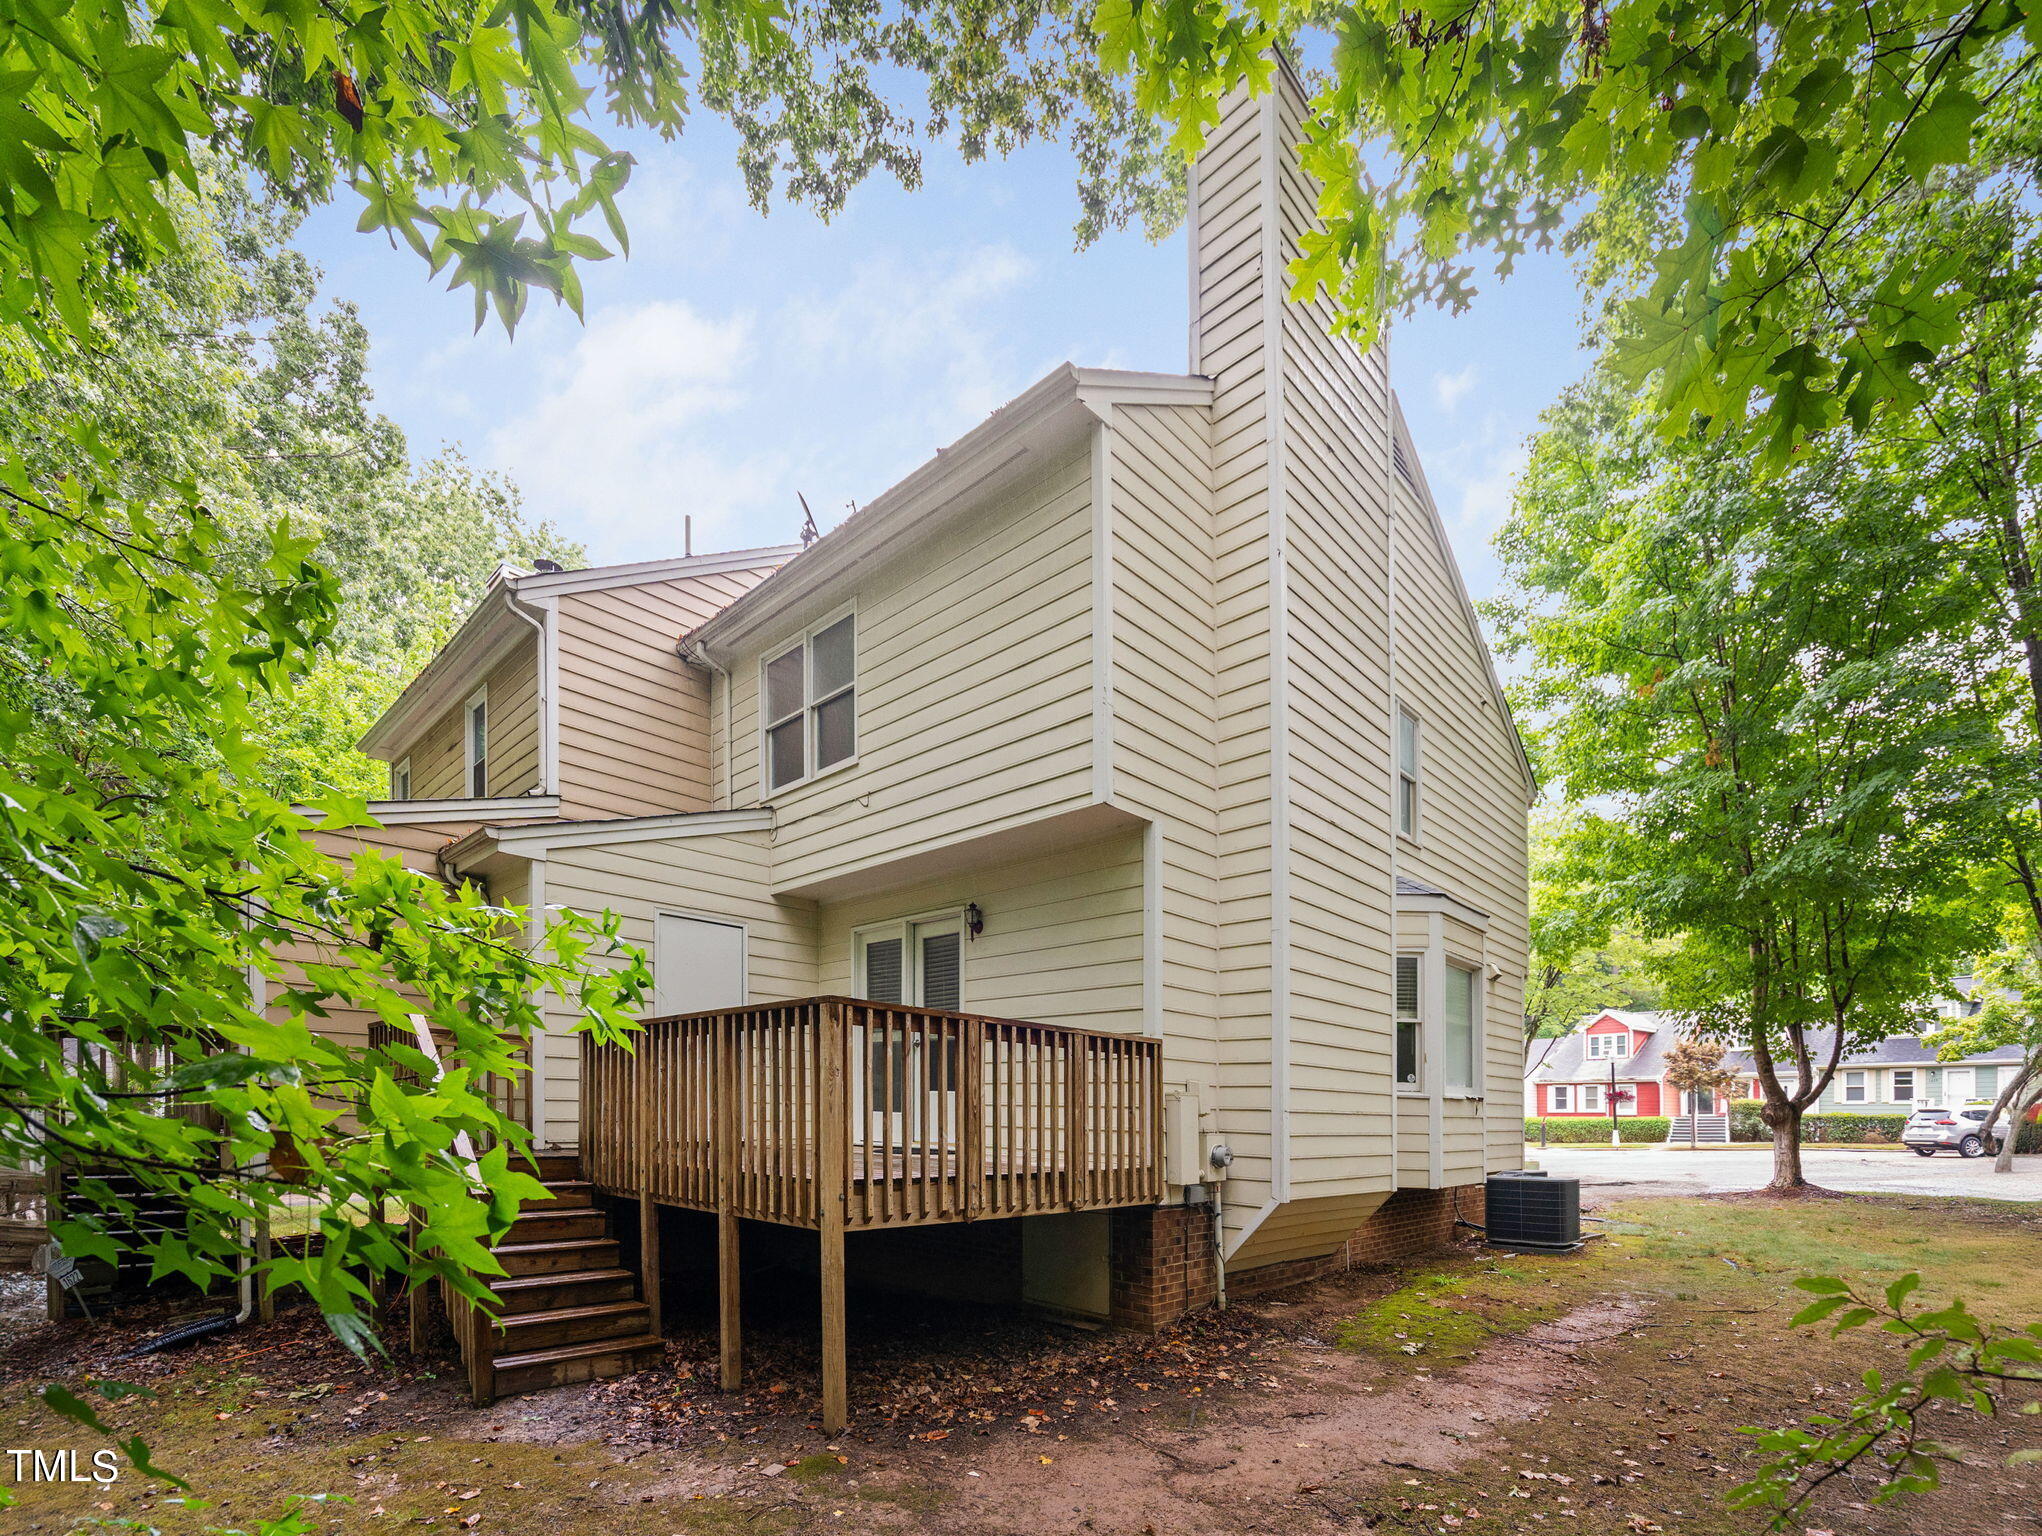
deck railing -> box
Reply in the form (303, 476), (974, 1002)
(582, 998), (1163, 1230)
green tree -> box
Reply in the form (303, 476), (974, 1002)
(1499, 374), (1991, 1189)
(1524, 804), (1668, 1041)
(1103, 1), (2041, 459)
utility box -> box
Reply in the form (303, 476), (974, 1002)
(1485, 1170), (1582, 1253)
(1163, 1091), (1203, 1187)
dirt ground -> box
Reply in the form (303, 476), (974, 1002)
(3, 1190), (2039, 1535)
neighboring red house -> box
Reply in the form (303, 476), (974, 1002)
(1523, 1011), (1730, 1119)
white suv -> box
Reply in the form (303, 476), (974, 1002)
(1902, 1103), (2002, 1158)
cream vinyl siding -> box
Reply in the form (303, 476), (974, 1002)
(403, 638), (540, 800)
(1106, 403), (1221, 1086)
(815, 832), (1145, 1035)
(555, 565), (781, 820)
(1268, 69), (1398, 1207)
(1195, 79), (1283, 1236)
(1389, 406), (1534, 1181)
(723, 451), (1099, 893)
(534, 828), (819, 1146)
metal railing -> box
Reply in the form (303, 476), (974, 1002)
(582, 998), (1163, 1230)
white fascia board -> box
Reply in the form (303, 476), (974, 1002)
(357, 590), (523, 759)
(511, 545), (803, 600)
(688, 365), (1189, 659)
(305, 794), (562, 826)
(483, 807), (775, 857)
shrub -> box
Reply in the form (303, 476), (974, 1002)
(1730, 1098), (1768, 1141)
(1525, 1116), (1670, 1144)
(1803, 1111), (1909, 1144)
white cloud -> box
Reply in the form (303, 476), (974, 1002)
(486, 300), (775, 560)
(1433, 363), (1480, 413)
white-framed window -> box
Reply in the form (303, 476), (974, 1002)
(1396, 707), (1420, 838)
(1580, 1083), (1605, 1113)
(1394, 954), (1422, 1090)
(463, 687), (488, 798)
(1549, 1084), (1572, 1112)
(1842, 1070), (1868, 1103)
(763, 611), (856, 794)
(1444, 962), (1479, 1093)
(1586, 1031), (1630, 1061)
(391, 756), (412, 801)
(1890, 1069), (1914, 1102)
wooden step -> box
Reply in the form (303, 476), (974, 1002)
(492, 1267), (640, 1315)
(491, 1333), (664, 1396)
(492, 1300), (651, 1353)
(492, 1237), (620, 1277)
(514, 1151), (583, 1182)
(526, 1179), (595, 1209)
(503, 1207), (608, 1244)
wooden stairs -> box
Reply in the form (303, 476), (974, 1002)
(460, 1150), (663, 1403)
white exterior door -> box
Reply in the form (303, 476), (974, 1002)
(653, 914), (746, 1016)
(854, 917), (964, 1148)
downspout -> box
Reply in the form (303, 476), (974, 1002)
(679, 638), (733, 808)
(502, 582), (552, 795)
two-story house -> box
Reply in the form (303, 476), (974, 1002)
(286, 61), (1535, 1427)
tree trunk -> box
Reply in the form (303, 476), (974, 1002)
(1996, 1083), (2039, 1174)
(1769, 1100), (1806, 1190)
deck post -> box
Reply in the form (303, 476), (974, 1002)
(716, 1016), (741, 1390)
(819, 1000), (849, 1434)
(405, 1208), (431, 1354)
(638, 1040), (663, 1338)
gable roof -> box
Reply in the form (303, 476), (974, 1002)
(1720, 1030), (2027, 1075)
(1525, 1021), (1680, 1084)
(1388, 395), (1537, 799)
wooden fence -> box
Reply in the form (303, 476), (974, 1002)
(581, 997), (1163, 1231)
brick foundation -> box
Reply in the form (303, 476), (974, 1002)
(1108, 1202), (1220, 1331)
(1111, 1185), (1486, 1326)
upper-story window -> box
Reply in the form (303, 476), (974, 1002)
(763, 612), (856, 793)
(464, 688), (488, 797)
(1586, 1030), (1630, 1061)
(1396, 708), (1420, 837)
(391, 756), (412, 801)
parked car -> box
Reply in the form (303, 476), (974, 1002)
(1902, 1104), (2003, 1158)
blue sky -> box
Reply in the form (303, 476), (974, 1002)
(297, 111), (1591, 606)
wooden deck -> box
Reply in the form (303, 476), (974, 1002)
(582, 998), (1161, 1228)
(579, 997), (1163, 1429)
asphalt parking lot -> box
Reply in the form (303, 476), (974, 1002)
(1533, 1143), (2042, 1201)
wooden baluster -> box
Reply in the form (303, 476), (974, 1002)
(1067, 1037), (1088, 1210)
(639, 1031), (663, 1338)
(716, 1015), (741, 1391)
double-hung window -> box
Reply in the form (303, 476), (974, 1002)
(764, 613), (856, 793)
(1396, 708), (1420, 838)
(1549, 1084), (1572, 1112)
(1394, 955), (1422, 1089)
(391, 756), (412, 801)
(1444, 963), (1479, 1093)
(1842, 1070), (1868, 1103)
(1581, 1083), (1605, 1113)
(463, 689), (488, 798)
(1890, 1069), (1914, 1102)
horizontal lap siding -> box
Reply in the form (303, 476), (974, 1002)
(556, 566), (782, 820)
(1197, 80), (1279, 1235)
(1110, 403), (1221, 1095)
(406, 638), (540, 800)
(725, 451), (1098, 892)
(814, 832), (1146, 1035)
(1271, 71), (1397, 1205)
(1390, 419), (1534, 1179)
(538, 830), (819, 1146)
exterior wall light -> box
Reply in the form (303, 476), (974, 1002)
(964, 902), (984, 939)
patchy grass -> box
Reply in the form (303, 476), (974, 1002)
(1335, 1262), (1565, 1364)
(3, 1193), (2036, 1536)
